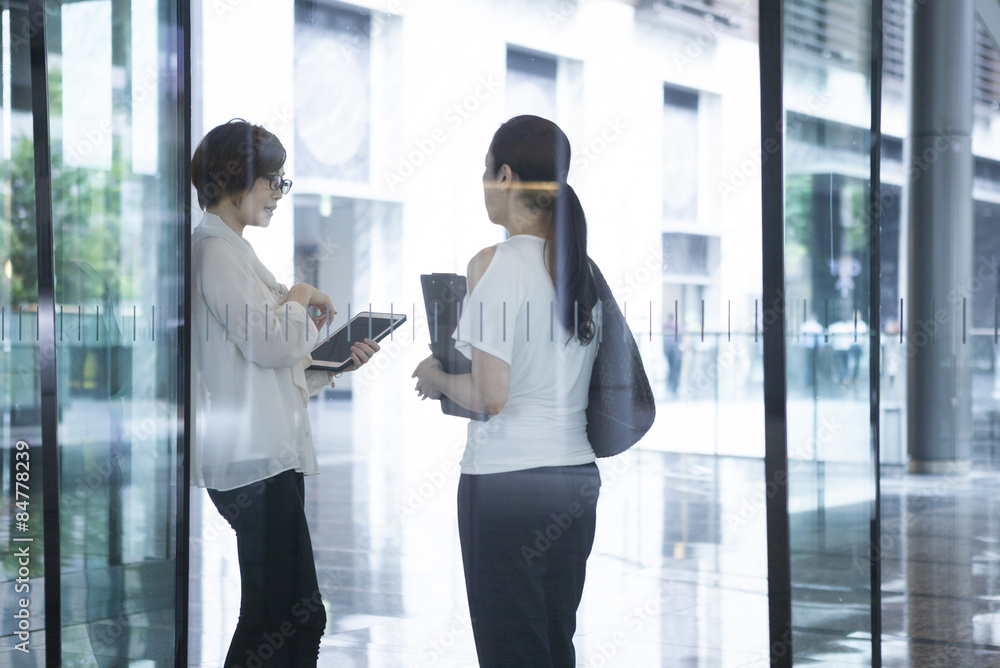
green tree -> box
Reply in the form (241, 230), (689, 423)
(0, 135), (123, 306)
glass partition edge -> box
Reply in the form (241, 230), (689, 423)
(870, 0), (884, 664)
(175, 0), (192, 663)
(26, 0), (60, 664)
(760, 2), (793, 666)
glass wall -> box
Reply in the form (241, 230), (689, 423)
(783, 0), (878, 664)
(53, 0), (186, 663)
(0, 1), (48, 662)
(14, 0), (1000, 663)
(191, 0), (770, 665)
(0, 0), (187, 665)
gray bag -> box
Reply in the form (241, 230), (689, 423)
(586, 260), (656, 457)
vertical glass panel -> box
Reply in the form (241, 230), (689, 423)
(0, 1), (47, 660)
(783, 0), (876, 662)
(48, 0), (184, 663)
(193, 1), (767, 665)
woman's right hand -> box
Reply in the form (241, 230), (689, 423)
(412, 354), (444, 401)
(286, 283), (336, 330)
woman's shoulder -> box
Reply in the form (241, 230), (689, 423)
(467, 237), (540, 293)
(466, 245), (498, 294)
(193, 234), (243, 266)
(192, 236), (257, 290)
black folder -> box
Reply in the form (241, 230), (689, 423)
(420, 273), (489, 421)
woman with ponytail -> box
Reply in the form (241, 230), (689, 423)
(412, 115), (601, 667)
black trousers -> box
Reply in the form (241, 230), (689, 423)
(457, 463), (601, 668)
(208, 470), (326, 668)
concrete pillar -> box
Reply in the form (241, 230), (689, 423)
(905, 0), (975, 473)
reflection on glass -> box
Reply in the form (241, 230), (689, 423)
(193, 0), (770, 665)
(0, 3), (46, 658)
(50, 0), (182, 663)
(783, 0), (876, 658)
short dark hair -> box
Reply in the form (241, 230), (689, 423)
(191, 119), (286, 210)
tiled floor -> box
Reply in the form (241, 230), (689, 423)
(188, 398), (773, 667)
(187, 397), (1000, 667)
(878, 471), (1000, 667)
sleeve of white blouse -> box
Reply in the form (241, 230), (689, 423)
(453, 246), (521, 365)
(305, 368), (333, 396)
(197, 238), (318, 369)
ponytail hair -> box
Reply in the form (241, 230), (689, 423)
(551, 182), (597, 344)
(488, 115), (598, 344)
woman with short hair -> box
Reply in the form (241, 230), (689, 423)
(191, 119), (379, 667)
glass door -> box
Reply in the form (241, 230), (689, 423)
(0, 0), (188, 665)
(0, 1), (49, 662)
(50, 0), (187, 664)
(782, 0), (880, 663)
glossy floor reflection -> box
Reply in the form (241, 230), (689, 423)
(189, 398), (772, 668)
(187, 398), (1000, 667)
(879, 470), (1000, 667)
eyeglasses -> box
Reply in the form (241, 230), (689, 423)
(265, 173), (293, 195)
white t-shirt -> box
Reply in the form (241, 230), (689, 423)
(191, 214), (330, 491)
(453, 234), (600, 475)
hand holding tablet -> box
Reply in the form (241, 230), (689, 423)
(308, 311), (407, 372)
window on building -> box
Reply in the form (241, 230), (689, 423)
(663, 85), (699, 221)
(784, 0), (870, 72)
(294, 1), (371, 182)
(662, 232), (719, 276)
(505, 47), (558, 121)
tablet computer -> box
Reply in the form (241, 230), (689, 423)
(307, 311), (407, 372)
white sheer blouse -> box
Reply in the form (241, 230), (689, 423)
(191, 214), (331, 491)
